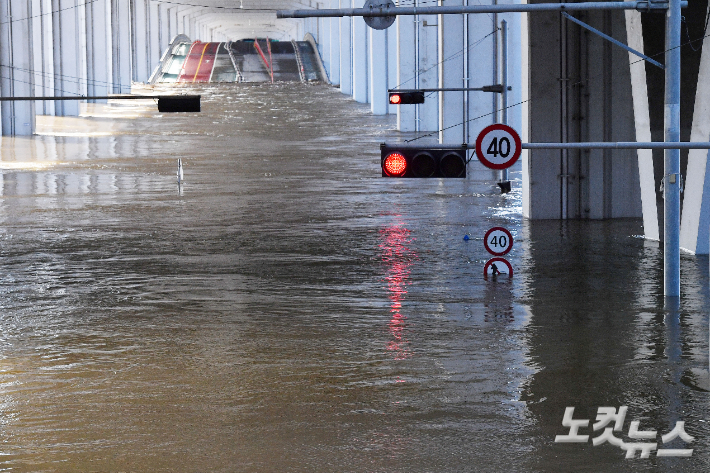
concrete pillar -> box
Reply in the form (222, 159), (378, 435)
(680, 23), (710, 254)
(328, 0), (340, 85)
(148, 1), (161, 76)
(131, 0), (150, 83)
(111, 0), (132, 94)
(397, 12), (416, 131)
(439, 6), (464, 143)
(339, 2), (352, 95)
(526, 8), (640, 219)
(169, 6), (178, 40)
(417, 13), (438, 132)
(625, 10), (659, 240)
(86, 0), (112, 99)
(352, 15), (368, 103)
(387, 19), (397, 114)
(0, 0), (35, 135)
(369, 28), (388, 114)
(157, 3), (169, 54)
(467, 13), (497, 140)
(53, 0), (88, 117)
(32, 0), (55, 116)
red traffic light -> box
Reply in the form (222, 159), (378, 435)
(388, 91), (425, 105)
(381, 145), (466, 178)
(383, 152), (408, 176)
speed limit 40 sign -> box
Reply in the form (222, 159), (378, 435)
(484, 227), (513, 256)
(475, 124), (522, 170)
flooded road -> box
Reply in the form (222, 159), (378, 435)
(0, 83), (708, 472)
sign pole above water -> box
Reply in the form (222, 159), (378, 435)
(282, 0), (685, 297)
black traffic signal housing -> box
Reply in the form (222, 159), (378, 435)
(381, 144), (467, 178)
(389, 90), (425, 105)
(158, 95), (201, 112)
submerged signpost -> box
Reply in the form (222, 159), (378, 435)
(278, 0), (699, 297)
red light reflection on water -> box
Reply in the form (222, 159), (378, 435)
(379, 224), (416, 360)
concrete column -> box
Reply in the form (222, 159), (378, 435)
(111, 0), (132, 94)
(157, 3), (169, 54)
(86, 0), (112, 99)
(387, 21), (397, 114)
(148, 1), (161, 74)
(417, 13), (439, 132)
(32, 0), (55, 116)
(526, 6), (640, 220)
(339, 2), (352, 95)
(131, 0), (150, 83)
(397, 12), (416, 131)
(680, 23), (710, 254)
(352, 15), (368, 103)
(169, 6), (178, 40)
(439, 5), (464, 143)
(0, 0), (35, 135)
(625, 10), (659, 240)
(369, 28), (387, 114)
(467, 13), (497, 141)
(328, 0), (340, 85)
(53, 0), (88, 117)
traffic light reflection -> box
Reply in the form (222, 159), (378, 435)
(380, 223), (416, 360)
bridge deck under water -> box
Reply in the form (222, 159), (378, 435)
(0, 83), (707, 472)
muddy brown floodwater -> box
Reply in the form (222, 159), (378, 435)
(0, 83), (708, 472)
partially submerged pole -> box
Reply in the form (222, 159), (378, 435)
(665, 0), (681, 297)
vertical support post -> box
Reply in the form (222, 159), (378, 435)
(501, 19), (509, 182)
(664, 0), (681, 297)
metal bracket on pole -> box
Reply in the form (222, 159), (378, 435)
(562, 12), (665, 69)
(0, 95), (202, 113)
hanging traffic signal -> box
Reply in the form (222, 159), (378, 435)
(381, 144), (467, 178)
(389, 90), (425, 105)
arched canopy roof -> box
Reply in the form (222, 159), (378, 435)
(159, 0), (317, 41)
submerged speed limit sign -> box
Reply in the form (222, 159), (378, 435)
(484, 227), (513, 256)
(475, 124), (522, 170)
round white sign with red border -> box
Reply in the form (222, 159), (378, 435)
(484, 257), (513, 278)
(475, 124), (522, 170)
(484, 227), (513, 256)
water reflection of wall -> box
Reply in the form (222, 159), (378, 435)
(0, 134), (161, 201)
(517, 219), (710, 470)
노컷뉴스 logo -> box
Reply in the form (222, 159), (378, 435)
(554, 406), (695, 458)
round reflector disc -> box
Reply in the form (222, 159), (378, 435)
(383, 152), (407, 176)
(440, 152), (466, 177)
(411, 152), (436, 177)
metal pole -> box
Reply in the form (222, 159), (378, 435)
(0, 95), (200, 101)
(501, 19), (509, 183)
(277, 2), (681, 18)
(463, 5), (469, 147)
(384, 142), (710, 150)
(523, 142), (710, 149)
(665, 0), (681, 297)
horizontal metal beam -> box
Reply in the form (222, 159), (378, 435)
(524, 142), (710, 149)
(278, 1), (681, 18)
(383, 142), (710, 150)
(391, 86), (506, 93)
(0, 95), (200, 101)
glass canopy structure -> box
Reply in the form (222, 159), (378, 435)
(150, 36), (327, 84)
